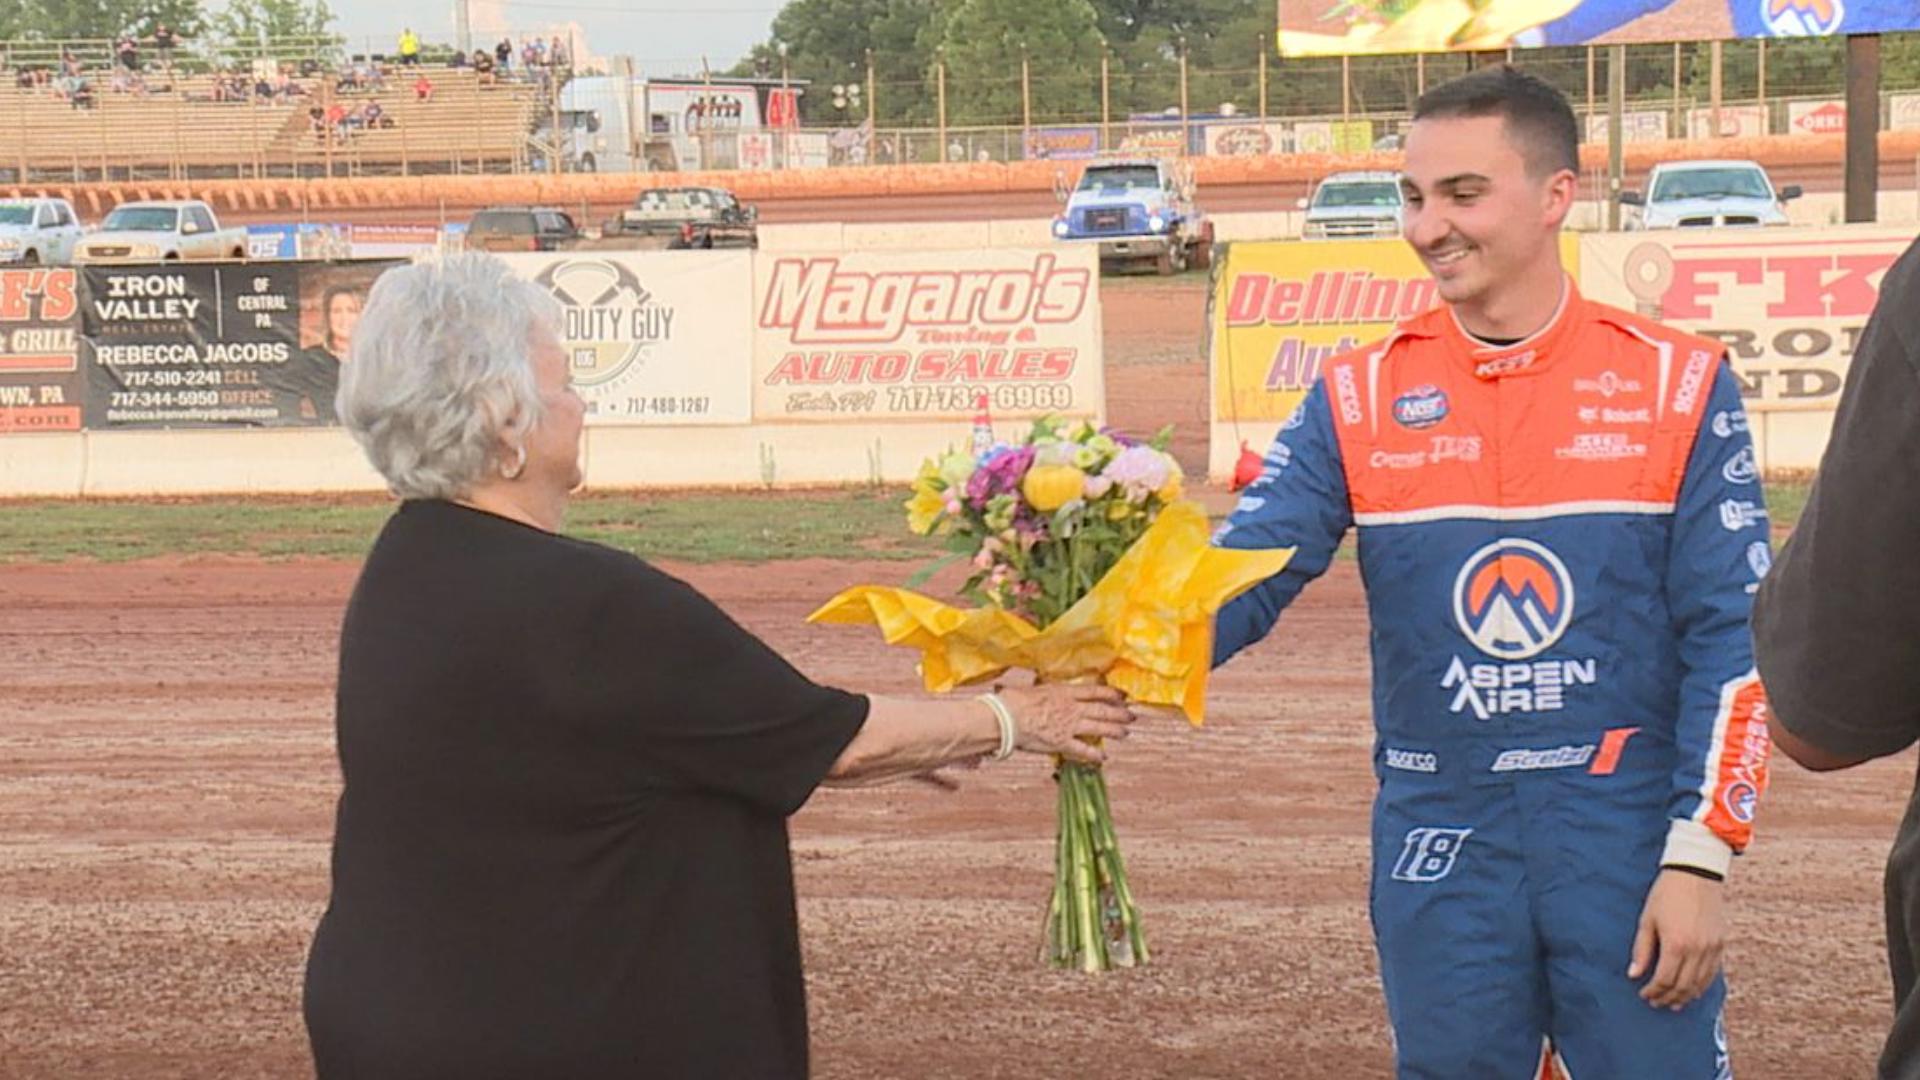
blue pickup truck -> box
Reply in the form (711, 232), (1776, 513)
(1050, 158), (1212, 275)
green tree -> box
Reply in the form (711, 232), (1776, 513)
(210, 0), (333, 43)
(732, 0), (938, 125)
(5, 0), (204, 40)
(938, 0), (1103, 125)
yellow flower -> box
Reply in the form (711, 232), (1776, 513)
(1022, 464), (1087, 512)
(905, 481), (945, 535)
(1107, 500), (1135, 521)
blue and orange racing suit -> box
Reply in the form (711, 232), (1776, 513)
(1214, 283), (1771, 1079)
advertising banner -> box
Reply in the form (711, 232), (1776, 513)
(1212, 233), (1581, 423)
(346, 224), (445, 259)
(1291, 120), (1375, 155)
(1118, 125), (1185, 156)
(1894, 93), (1920, 132)
(752, 248), (1103, 424)
(1786, 99), (1845, 136)
(1203, 122), (1292, 157)
(81, 261), (399, 428)
(1025, 126), (1102, 161)
(498, 251), (754, 426)
(1277, 0), (1920, 55)
(1579, 227), (1912, 412)
(1586, 110), (1669, 144)
(1212, 239), (1441, 428)
(1685, 104), (1767, 140)
(0, 268), (84, 433)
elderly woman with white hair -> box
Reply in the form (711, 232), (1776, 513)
(301, 254), (1133, 1079)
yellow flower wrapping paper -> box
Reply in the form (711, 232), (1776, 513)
(808, 502), (1294, 724)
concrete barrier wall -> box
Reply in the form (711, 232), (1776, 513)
(4, 130), (1913, 221)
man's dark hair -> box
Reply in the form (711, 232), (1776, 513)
(1413, 66), (1579, 178)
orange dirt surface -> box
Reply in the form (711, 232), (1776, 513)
(1, 279), (1910, 1078)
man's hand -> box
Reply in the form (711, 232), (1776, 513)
(1627, 868), (1726, 1010)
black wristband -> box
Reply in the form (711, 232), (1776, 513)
(1661, 863), (1726, 883)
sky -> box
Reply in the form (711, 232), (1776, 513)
(322, 0), (788, 78)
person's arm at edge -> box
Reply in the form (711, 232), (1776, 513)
(824, 685), (1133, 787)
(1633, 361), (1771, 1010)
(1754, 240), (1920, 774)
(1211, 379), (1354, 667)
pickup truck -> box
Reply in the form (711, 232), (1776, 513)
(1297, 171), (1404, 240)
(604, 187), (758, 249)
(1619, 159), (1801, 229)
(73, 200), (248, 264)
(1050, 158), (1211, 275)
(0, 197), (84, 265)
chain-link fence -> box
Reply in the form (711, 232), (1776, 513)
(0, 33), (1914, 180)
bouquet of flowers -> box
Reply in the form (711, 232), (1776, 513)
(810, 417), (1293, 972)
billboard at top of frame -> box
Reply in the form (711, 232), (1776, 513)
(1276, 0), (1920, 56)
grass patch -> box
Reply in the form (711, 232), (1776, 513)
(1765, 477), (1810, 534)
(0, 480), (1813, 565)
(0, 488), (939, 565)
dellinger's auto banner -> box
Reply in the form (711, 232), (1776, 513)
(751, 248), (1103, 424)
(1580, 227), (1913, 413)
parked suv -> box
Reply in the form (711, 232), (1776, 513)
(1298, 171), (1404, 240)
(463, 206), (582, 252)
(1620, 160), (1800, 229)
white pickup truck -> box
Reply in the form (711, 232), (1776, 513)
(74, 200), (248, 264)
(0, 197), (85, 265)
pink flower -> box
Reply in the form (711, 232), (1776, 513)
(1101, 445), (1171, 501)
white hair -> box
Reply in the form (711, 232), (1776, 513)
(336, 253), (561, 500)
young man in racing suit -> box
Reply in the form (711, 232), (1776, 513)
(1213, 67), (1772, 1078)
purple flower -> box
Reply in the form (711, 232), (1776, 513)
(967, 445), (1035, 507)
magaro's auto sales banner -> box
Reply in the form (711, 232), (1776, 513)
(82, 261), (400, 428)
(1276, 0), (1920, 56)
(751, 248), (1104, 423)
(0, 268), (84, 432)
(1580, 227), (1912, 412)
(498, 251), (753, 426)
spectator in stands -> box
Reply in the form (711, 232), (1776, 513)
(549, 36), (569, 71)
(473, 50), (495, 86)
(153, 23), (177, 66)
(325, 101), (348, 134)
(449, 49), (467, 69)
(413, 72), (434, 101)
(495, 38), (512, 72)
(397, 28), (421, 66)
(364, 101), (388, 129)
(308, 104), (326, 137)
(115, 35), (138, 72)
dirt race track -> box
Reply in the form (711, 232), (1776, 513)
(1, 278), (1911, 1078)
